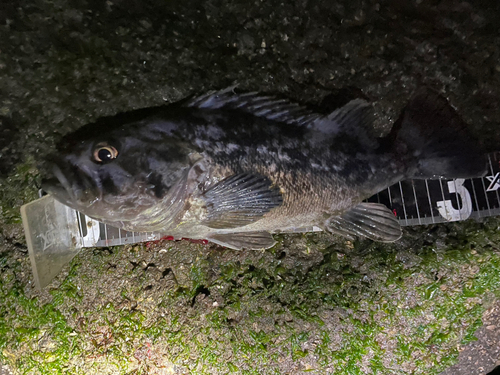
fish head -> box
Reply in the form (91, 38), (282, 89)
(41, 114), (194, 226)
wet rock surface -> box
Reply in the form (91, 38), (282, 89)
(441, 300), (500, 375)
(1, 0), (500, 374)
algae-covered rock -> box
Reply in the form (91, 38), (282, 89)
(2, 221), (500, 374)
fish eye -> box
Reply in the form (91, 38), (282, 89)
(93, 144), (119, 164)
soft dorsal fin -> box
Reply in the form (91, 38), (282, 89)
(325, 203), (401, 242)
(202, 173), (283, 229)
(185, 87), (321, 126)
(310, 99), (378, 149)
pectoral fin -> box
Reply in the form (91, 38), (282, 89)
(207, 231), (276, 250)
(325, 203), (401, 242)
(202, 173), (282, 229)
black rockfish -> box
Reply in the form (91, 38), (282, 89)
(41, 88), (486, 249)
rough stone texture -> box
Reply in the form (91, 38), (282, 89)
(440, 300), (500, 375)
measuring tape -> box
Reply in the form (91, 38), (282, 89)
(367, 151), (500, 226)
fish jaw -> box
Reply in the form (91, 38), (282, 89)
(41, 161), (104, 211)
(41, 156), (169, 228)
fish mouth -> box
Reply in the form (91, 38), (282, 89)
(41, 162), (100, 210)
(41, 176), (72, 202)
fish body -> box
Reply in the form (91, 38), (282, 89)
(41, 89), (486, 249)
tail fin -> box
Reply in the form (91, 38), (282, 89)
(387, 89), (487, 179)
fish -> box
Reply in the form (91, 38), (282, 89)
(40, 88), (487, 250)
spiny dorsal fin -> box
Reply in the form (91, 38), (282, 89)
(187, 88), (377, 148)
(207, 231), (276, 250)
(325, 203), (401, 242)
(186, 87), (321, 126)
(202, 173), (283, 229)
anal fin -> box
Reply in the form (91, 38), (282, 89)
(207, 232), (276, 250)
(325, 203), (401, 242)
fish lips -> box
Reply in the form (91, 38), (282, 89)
(41, 161), (100, 210)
